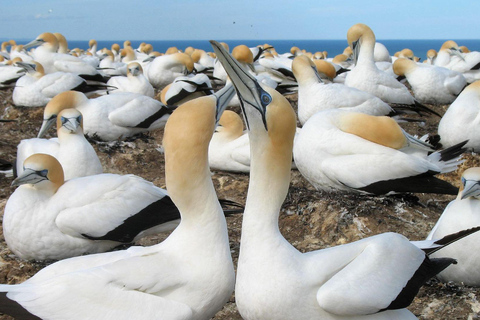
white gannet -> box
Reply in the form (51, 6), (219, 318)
(53, 33), (68, 54)
(438, 80), (480, 151)
(0, 58), (26, 88)
(425, 49), (437, 65)
(106, 62), (155, 97)
(37, 91), (174, 141)
(208, 110), (250, 173)
(0, 83), (236, 319)
(435, 40), (480, 83)
(344, 24), (437, 116)
(392, 58), (467, 105)
(12, 61), (111, 107)
(23, 32), (103, 80)
(374, 42), (392, 62)
(145, 52), (194, 89)
(293, 109), (466, 195)
(98, 49), (127, 77)
(211, 39), (466, 320)
(16, 108), (103, 181)
(292, 55), (393, 125)
(427, 167), (480, 286)
(160, 73), (213, 106)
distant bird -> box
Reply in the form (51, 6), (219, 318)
(16, 108), (103, 181)
(12, 61), (111, 107)
(392, 58), (467, 105)
(0, 58), (26, 88)
(145, 52), (194, 89)
(37, 91), (174, 141)
(106, 62), (154, 97)
(160, 73), (214, 106)
(438, 80), (480, 151)
(293, 109), (466, 195)
(427, 167), (480, 286)
(435, 40), (480, 83)
(211, 38), (472, 320)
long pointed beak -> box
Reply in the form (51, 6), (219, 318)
(15, 61), (36, 72)
(11, 168), (48, 187)
(351, 40), (360, 66)
(461, 180), (480, 200)
(23, 38), (43, 50)
(62, 117), (81, 133)
(210, 40), (269, 130)
(213, 82), (235, 125)
(450, 48), (466, 62)
(38, 116), (57, 138)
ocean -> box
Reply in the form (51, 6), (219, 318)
(63, 39), (480, 61)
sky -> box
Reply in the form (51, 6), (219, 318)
(1, 0), (480, 41)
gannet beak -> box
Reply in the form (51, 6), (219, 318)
(213, 82), (235, 125)
(450, 47), (466, 61)
(61, 116), (81, 133)
(351, 39), (360, 66)
(460, 180), (480, 200)
(15, 61), (36, 72)
(38, 116), (57, 138)
(23, 38), (44, 50)
(11, 168), (48, 187)
(210, 40), (270, 130)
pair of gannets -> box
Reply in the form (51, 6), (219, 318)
(393, 58), (467, 105)
(12, 61), (111, 107)
(0, 75), (237, 319)
(16, 108), (103, 181)
(292, 55), (393, 125)
(106, 62), (155, 97)
(38, 90), (174, 141)
(210, 40), (475, 320)
(293, 108), (465, 195)
(434, 40), (480, 83)
(438, 80), (480, 151)
(344, 24), (437, 117)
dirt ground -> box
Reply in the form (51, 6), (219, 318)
(0, 86), (479, 319)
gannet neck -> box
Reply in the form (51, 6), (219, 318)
(348, 23), (376, 66)
(218, 110), (244, 140)
(292, 55), (321, 86)
(163, 95), (220, 221)
(243, 87), (296, 237)
(393, 58), (416, 77)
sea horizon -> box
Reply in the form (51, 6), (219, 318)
(4, 38), (480, 60)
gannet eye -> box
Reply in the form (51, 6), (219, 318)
(461, 177), (466, 186)
(77, 115), (82, 123)
(39, 169), (48, 177)
(61, 116), (68, 125)
(260, 92), (271, 106)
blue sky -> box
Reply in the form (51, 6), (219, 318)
(1, 0), (479, 41)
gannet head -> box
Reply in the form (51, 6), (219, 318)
(216, 110), (244, 140)
(166, 47), (179, 55)
(123, 40), (132, 49)
(292, 55), (325, 84)
(393, 58), (417, 77)
(24, 32), (59, 52)
(89, 39), (97, 49)
(440, 40), (464, 61)
(399, 48), (415, 61)
(38, 91), (89, 138)
(127, 62), (143, 77)
(460, 167), (480, 200)
(57, 108), (83, 135)
(15, 60), (45, 78)
(313, 59), (336, 82)
(12, 154), (64, 191)
(347, 23), (375, 65)
(427, 49), (437, 60)
(54, 33), (68, 53)
(111, 43), (120, 53)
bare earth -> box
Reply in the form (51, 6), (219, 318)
(0, 87), (479, 319)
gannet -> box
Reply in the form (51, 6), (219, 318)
(292, 55), (393, 125)
(106, 62), (155, 97)
(374, 42), (391, 62)
(37, 91), (174, 141)
(426, 167), (480, 286)
(53, 33), (68, 54)
(435, 40), (480, 83)
(212, 42), (230, 84)
(145, 52), (194, 89)
(425, 49), (437, 65)
(393, 58), (467, 105)
(0, 83), (236, 319)
(211, 39), (467, 320)
(12, 61), (111, 107)
(438, 80), (480, 151)
(16, 108), (103, 181)
(344, 24), (436, 116)
(293, 109), (466, 195)
(23, 32), (103, 80)
(160, 73), (213, 106)
(0, 58), (25, 88)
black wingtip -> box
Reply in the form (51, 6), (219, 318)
(438, 140), (468, 162)
(0, 292), (42, 320)
(424, 226), (480, 255)
(219, 199), (244, 215)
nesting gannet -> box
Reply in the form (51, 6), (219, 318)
(145, 52), (194, 89)
(425, 49), (437, 65)
(23, 32), (103, 80)
(160, 73), (214, 106)
(106, 62), (154, 97)
(426, 167), (480, 286)
(438, 80), (480, 151)
(293, 109), (466, 195)
(12, 61), (111, 107)
(374, 42), (391, 62)
(435, 40), (480, 83)
(98, 49), (127, 77)
(211, 39), (467, 320)
(292, 55), (393, 125)
(344, 24), (436, 116)
(393, 58), (467, 105)
(37, 91), (174, 141)
(16, 108), (103, 181)
(0, 83), (236, 319)
(0, 59), (25, 88)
